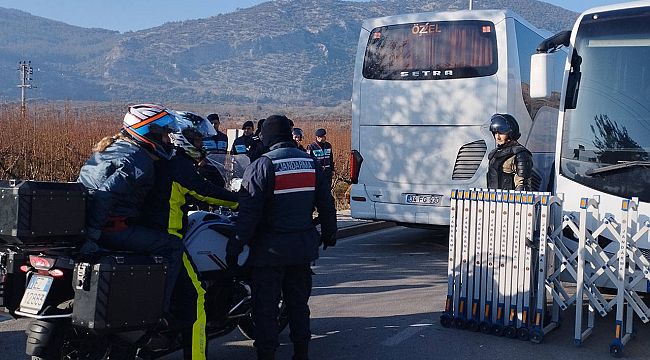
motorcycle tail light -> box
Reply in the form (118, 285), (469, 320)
(48, 269), (64, 278)
(350, 150), (363, 184)
(19, 265), (31, 273)
(29, 256), (55, 270)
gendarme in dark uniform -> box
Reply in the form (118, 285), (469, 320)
(204, 113), (229, 154)
(231, 120), (255, 155)
(306, 128), (334, 180)
(226, 115), (337, 360)
(486, 113), (534, 191)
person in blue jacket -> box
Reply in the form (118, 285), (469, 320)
(226, 115), (337, 360)
(78, 104), (183, 318)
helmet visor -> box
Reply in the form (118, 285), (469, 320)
(194, 117), (217, 137)
(489, 115), (512, 135)
(132, 112), (180, 137)
(173, 111), (216, 137)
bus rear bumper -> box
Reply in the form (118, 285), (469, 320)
(349, 185), (451, 225)
(373, 202), (450, 225)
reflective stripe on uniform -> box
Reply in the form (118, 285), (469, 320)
(183, 252), (207, 360)
(272, 158), (316, 194)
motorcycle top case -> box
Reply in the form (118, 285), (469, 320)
(0, 180), (87, 245)
(71, 254), (167, 331)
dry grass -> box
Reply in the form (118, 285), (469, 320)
(1, 104), (352, 208)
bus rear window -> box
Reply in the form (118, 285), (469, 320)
(363, 20), (498, 80)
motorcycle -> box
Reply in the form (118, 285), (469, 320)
(0, 155), (288, 360)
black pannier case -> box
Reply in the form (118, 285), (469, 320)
(0, 250), (27, 313)
(0, 180), (86, 245)
(71, 255), (167, 331)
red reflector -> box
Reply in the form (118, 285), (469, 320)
(30, 256), (54, 270)
(49, 269), (64, 278)
(350, 150), (363, 184)
(20, 265), (31, 273)
(482, 26), (491, 33)
(373, 32), (382, 39)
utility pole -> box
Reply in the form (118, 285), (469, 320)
(17, 60), (36, 116)
(469, 0), (473, 10)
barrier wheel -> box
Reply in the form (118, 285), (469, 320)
(492, 324), (504, 336)
(466, 320), (479, 332)
(517, 327), (530, 341)
(479, 321), (492, 334)
(530, 329), (544, 344)
(440, 314), (453, 328)
(504, 326), (517, 338)
(609, 342), (623, 358)
(453, 317), (466, 329)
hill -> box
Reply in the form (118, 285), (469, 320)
(0, 0), (577, 106)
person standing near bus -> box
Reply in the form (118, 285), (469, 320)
(306, 128), (334, 181)
(486, 113), (534, 191)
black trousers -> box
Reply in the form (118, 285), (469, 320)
(251, 264), (313, 352)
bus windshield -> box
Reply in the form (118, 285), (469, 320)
(363, 20), (498, 80)
(560, 7), (650, 202)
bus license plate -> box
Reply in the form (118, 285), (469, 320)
(405, 194), (443, 205)
(20, 275), (53, 314)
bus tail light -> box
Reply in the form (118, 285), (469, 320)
(350, 150), (363, 184)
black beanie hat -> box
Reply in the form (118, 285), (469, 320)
(261, 115), (293, 147)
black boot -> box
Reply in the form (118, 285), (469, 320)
(257, 349), (276, 360)
(293, 341), (309, 360)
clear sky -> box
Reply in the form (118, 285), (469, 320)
(0, 0), (634, 32)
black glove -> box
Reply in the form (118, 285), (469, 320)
(320, 233), (337, 250)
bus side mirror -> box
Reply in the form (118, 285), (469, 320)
(530, 53), (555, 98)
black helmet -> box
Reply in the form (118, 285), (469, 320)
(489, 113), (521, 140)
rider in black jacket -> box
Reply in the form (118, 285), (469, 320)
(486, 113), (534, 191)
(139, 112), (238, 359)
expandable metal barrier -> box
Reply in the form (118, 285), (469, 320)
(441, 189), (650, 358)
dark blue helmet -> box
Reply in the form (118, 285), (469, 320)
(489, 113), (521, 140)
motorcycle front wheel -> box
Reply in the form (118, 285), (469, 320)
(237, 299), (289, 340)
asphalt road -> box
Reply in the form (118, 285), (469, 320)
(2, 226), (650, 359)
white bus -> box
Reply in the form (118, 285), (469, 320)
(349, 10), (565, 226)
(531, 1), (650, 251)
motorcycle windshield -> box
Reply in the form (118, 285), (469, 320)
(204, 153), (250, 191)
